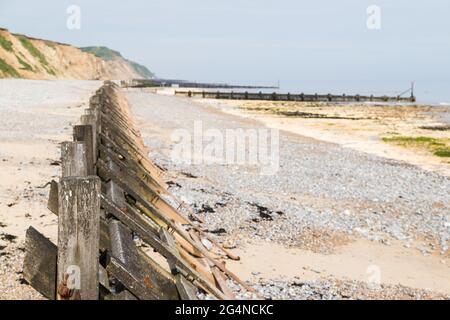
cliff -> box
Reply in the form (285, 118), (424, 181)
(0, 28), (153, 80)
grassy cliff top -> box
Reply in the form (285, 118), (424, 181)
(80, 46), (154, 78)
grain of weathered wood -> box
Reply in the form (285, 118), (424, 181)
(57, 176), (101, 300)
(80, 114), (97, 165)
(159, 228), (180, 273)
(175, 274), (199, 300)
(97, 158), (189, 225)
(105, 177), (127, 212)
(47, 180), (59, 215)
(100, 195), (226, 299)
(73, 125), (95, 175)
(99, 218), (111, 252)
(107, 220), (179, 300)
(212, 267), (235, 299)
(99, 140), (166, 195)
(61, 142), (88, 177)
(97, 159), (242, 292)
(104, 290), (138, 300)
(98, 264), (110, 291)
(23, 227), (57, 300)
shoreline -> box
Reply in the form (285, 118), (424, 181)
(196, 98), (450, 177)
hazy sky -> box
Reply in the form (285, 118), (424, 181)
(1, 0), (449, 102)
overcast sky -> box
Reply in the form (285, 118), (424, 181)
(1, 0), (449, 102)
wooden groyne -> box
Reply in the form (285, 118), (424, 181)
(175, 90), (416, 103)
(23, 81), (250, 300)
(123, 78), (279, 90)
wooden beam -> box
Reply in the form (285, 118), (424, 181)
(23, 227), (57, 300)
(47, 180), (59, 215)
(97, 158), (190, 225)
(212, 267), (235, 299)
(73, 125), (95, 175)
(61, 142), (88, 177)
(107, 220), (179, 300)
(100, 195), (226, 299)
(80, 114), (98, 166)
(98, 139), (166, 195)
(57, 176), (101, 300)
(104, 290), (138, 300)
(175, 274), (199, 300)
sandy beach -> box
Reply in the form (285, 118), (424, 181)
(126, 90), (450, 299)
(0, 80), (101, 299)
(204, 100), (450, 177)
(0, 81), (448, 299)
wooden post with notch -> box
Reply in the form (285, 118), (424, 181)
(57, 176), (101, 300)
(57, 138), (100, 300)
(73, 125), (95, 175)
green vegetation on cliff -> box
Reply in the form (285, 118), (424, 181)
(0, 58), (20, 77)
(80, 46), (154, 78)
(17, 35), (48, 66)
(128, 61), (154, 79)
(0, 34), (13, 52)
(16, 55), (34, 72)
(16, 35), (55, 75)
(81, 46), (122, 61)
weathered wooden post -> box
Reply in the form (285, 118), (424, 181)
(73, 125), (95, 175)
(57, 136), (100, 300)
(61, 142), (88, 177)
(57, 176), (101, 300)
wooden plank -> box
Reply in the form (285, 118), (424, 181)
(106, 180), (127, 211)
(80, 114), (97, 166)
(61, 141), (87, 177)
(104, 290), (138, 300)
(57, 176), (101, 300)
(100, 157), (251, 296)
(98, 158), (250, 293)
(107, 220), (179, 300)
(47, 188), (110, 253)
(47, 179), (59, 215)
(100, 195), (226, 299)
(98, 264), (110, 291)
(99, 218), (111, 252)
(100, 116), (164, 178)
(159, 228), (179, 272)
(98, 140), (166, 195)
(23, 227), (57, 300)
(175, 274), (199, 300)
(211, 267), (235, 299)
(73, 125), (95, 175)
(97, 158), (190, 225)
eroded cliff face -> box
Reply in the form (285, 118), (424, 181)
(0, 28), (151, 80)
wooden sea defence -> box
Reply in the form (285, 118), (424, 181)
(123, 78), (278, 90)
(23, 81), (250, 300)
(175, 90), (416, 103)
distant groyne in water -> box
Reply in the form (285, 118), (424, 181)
(174, 90), (416, 103)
